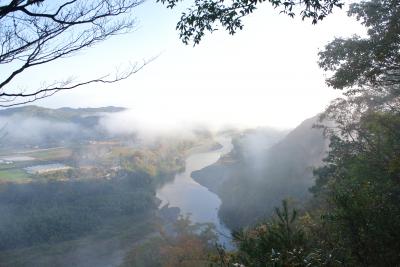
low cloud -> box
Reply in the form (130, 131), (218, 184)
(0, 115), (79, 145)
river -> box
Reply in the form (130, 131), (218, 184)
(156, 136), (233, 247)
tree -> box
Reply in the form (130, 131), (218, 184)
(121, 215), (219, 267)
(158, 0), (344, 45)
(311, 112), (400, 266)
(311, 0), (400, 265)
(0, 0), (147, 107)
(230, 200), (309, 267)
(211, 200), (340, 267)
(317, 0), (400, 143)
(318, 0), (400, 90)
(316, 0), (400, 137)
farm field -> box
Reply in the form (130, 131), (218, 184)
(0, 169), (31, 183)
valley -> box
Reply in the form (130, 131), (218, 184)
(192, 116), (328, 229)
(0, 106), (226, 266)
(1, 1), (398, 265)
(1, 106), (327, 266)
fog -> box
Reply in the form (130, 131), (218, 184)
(0, 104), (250, 266)
(0, 115), (79, 146)
(98, 107), (286, 142)
(0, 105), (331, 267)
(99, 109), (200, 138)
(0, 0), (395, 264)
(0, 108), (270, 148)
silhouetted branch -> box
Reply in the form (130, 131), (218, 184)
(0, 0), (145, 106)
(0, 58), (155, 107)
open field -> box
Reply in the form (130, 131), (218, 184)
(24, 148), (72, 161)
(0, 147), (77, 183)
(0, 169), (31, 183)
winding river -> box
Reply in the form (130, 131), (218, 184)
(156, 136), (233, 247)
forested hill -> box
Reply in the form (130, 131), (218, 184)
(192, 115), (328, 229)
(0, 105), (125, 123)
(261, 115), (327, 185)
(0, 105), (127, 148)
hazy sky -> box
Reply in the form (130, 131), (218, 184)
(11, 1), (365, 129)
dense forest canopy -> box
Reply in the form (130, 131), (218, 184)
(0, 170), (156, 250)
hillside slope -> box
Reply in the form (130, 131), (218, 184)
(192, 116), (328, 229)
(0, 105), (126, 148)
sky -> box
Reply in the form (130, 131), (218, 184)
(7, 0), (365, 129)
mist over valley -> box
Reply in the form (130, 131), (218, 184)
(1, 0), (399, 265)
(0, 105), (328, 266)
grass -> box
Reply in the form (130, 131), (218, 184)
(0, 169), (31, 183)
(0, 163), (17, 170)
(109, 146), (137, 157)
(26, 148), (72, 161)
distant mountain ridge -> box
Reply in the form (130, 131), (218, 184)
(0, 105), (127, 149)
(0, 105), (125, 122)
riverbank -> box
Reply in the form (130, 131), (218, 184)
(155, 136), (233, 246)
(189, 118), (327, 230)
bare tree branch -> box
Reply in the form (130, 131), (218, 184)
(0, 0), (146, 107)
(0, 57), (156, 107)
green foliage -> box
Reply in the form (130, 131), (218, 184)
(116, 139), (189, 182)
(214, 200), (340, 267)
(232, 200), (305, 266)
(0, 169), (31, 182)
(318, 0), (400, 89)
(0, 170), (156, 250)
(312, 1), (400, 264)
(312, 0), (400, 263)
(313, 112), (400, 266)
(158, 0), (344, 45)
(204, 0), (400, 266)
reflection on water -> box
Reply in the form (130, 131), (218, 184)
(156, 136), (233, 247)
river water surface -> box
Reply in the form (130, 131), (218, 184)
(156, 136), (233, 247)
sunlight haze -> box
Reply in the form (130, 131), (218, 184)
(12, 1), (364, 129)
